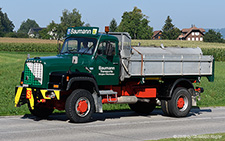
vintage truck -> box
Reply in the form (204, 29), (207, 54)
(15, 26), (214, 123)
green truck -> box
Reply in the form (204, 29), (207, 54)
(15, 26), (214, 123)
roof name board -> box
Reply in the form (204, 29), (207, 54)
(67, 27), (99, 36)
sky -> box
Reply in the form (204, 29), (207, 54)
(1, 0), (225, 32)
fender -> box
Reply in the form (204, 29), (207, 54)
(168, 78), (194, 97)
(66, 76), (99, 94)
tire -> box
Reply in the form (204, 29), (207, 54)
(65, 89), (95, 123)
(28, 103), (54, 119)
(168, 87), (192, 117)
(129, 101), (156, 114)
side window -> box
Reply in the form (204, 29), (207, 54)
(98, 42), (107, 55)
(98, 41), (116, 56)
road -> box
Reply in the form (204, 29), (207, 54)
(0, 107), (225, 141)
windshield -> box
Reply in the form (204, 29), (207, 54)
(61, 37), (97, 55)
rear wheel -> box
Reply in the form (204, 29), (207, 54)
(129, 101), (156, 114)
(65, 89), (95, 123)
(165, 87), (192, 117)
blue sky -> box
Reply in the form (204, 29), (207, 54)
(1, 0), (225, 32)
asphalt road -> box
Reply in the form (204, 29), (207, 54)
(1, 107), (225, 141)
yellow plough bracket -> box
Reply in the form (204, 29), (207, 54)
(15, 86), (60, 110)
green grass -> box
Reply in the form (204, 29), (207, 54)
(0, 52), (224, 116)
(150, 132), (225, 141)
(197, 61), (225, 107)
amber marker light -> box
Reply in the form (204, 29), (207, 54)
(53, 85), (59, 88)
(105, 26), (109, 33)
(66, 76), (70, 81)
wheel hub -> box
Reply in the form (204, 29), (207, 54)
(77, 100), (88, 114)
(177, 97), (185, 108)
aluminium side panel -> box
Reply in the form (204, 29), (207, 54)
(128, 54), (213, 76)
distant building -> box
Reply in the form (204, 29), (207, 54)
(177, 25), (205, 41)
(28, 28), (45, 38)
(152, 30), (162, 40)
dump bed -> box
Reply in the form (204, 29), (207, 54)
(123, 46), (214, 80)
(108, 32), (214, 81)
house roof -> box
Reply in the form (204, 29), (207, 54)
(182, 26), (205, 33)
(178, 26), (205, 39)
(28, 27), (46, 34)
(152, 30), (162, 37)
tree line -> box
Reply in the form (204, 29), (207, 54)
(0, 7), (224, 43)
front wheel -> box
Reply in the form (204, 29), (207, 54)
(65, 89), (95, 123)
(28, 103), (54, 118)
(167, 87), (192, 117)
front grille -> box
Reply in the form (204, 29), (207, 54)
(24, 62), (43, 85)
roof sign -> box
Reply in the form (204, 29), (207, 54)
(66, 27), (99, 36)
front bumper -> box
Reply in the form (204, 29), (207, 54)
(15, 86), (60, 109)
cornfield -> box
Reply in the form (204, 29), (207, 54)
(0, 38), (224, 61)
(0, 43), (58, 52)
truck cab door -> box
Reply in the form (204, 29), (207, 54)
(93, 40), (120, 85)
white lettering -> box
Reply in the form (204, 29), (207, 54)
(98, 66), (115, 76)
(69, 29), (92, 35)
(98, 66), (115, 70)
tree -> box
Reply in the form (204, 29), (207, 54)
(17, 19), (39, 33)
(162, 16), (180, 40)
(109, 18), (117, 32)
(84, 23), (91, 27)
(60, 8), (84, 34)
(117, 7), (153, 39)
(204, 29), (224, 43)
(38, 28), (51, 39)
(0, 8), (14, 36)
(44, 9), (85, 39)
(45, 20), (59, 39)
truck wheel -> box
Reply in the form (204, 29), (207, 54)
(168, 87), (192, 117)
(65, 89), (95, 123)
(129, 101), (156, 114)
(28, 104), (54, 118)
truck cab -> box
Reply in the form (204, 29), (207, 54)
(60, 27), (121, 85)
